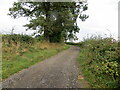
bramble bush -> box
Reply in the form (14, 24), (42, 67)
(79, 36), (119, 88)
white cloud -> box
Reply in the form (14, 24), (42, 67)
(0, 0), (31, 35)
(76, 0), (119, 42)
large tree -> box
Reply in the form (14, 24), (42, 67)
(8, 0), (88, 42)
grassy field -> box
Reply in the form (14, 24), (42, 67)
(2, 34), (70, 79)
(77, 36), (119, 88)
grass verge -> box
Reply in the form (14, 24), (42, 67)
(2, 42), (69, 79)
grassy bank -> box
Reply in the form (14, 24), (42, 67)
(2, 34), (70, 79)
(77, 36), (119, 88)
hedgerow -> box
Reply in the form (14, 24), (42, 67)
(78, 36), (119, 88)
(2, 34), (35, 45)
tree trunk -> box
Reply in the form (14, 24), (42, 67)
(49, 31), (62, 43)
(43, 2), (50, 42)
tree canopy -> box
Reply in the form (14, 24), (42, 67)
(8, 0), (88, 42)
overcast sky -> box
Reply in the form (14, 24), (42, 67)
(0, 0), (119, 42)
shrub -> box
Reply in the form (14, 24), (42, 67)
(78, 36), (119, 88)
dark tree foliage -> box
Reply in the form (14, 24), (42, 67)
(8, 0), (88, 42)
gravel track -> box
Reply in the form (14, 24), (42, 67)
(2, 46), (89, 88)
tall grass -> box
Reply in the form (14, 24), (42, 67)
(78, 35), (119, 88)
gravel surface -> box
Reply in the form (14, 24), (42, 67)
(2, 46), (89, 88)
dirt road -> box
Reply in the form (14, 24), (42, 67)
(2, 46), (89, 88)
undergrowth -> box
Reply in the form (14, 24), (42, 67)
(78, 36), (120, 88)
